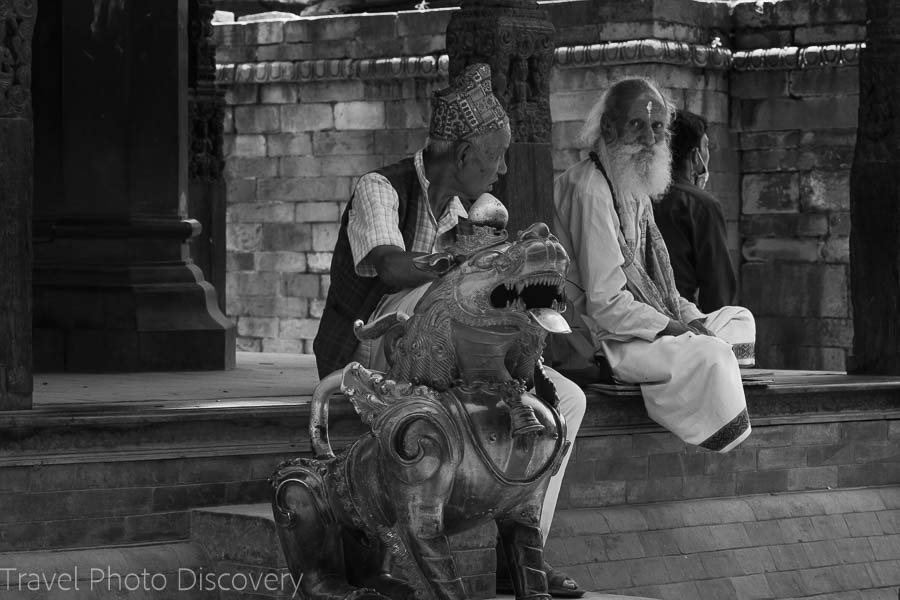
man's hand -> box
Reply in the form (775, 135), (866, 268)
(687, 319), (714, 336)
(658, 319), (690, 337)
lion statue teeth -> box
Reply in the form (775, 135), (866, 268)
(271, 222), (572, 600)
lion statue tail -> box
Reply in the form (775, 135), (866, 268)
(309, 369), (343, 459)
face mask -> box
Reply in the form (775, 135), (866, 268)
(693, 148), (709, 190)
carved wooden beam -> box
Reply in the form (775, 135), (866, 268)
(446, 0), (555, 235)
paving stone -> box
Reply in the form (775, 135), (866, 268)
(769, 542), (812, 571)
(766, 571), (805, 597)
(700, 549), (744, 578)
(800, 566), (843, 595)
(730, 573), (774, 600)
(782, 516), (827, 543)
(625, 556), (669, 587)
(636, 530), (681, 558)
(558, 535), (606, 565)
(655, 581), (702, 598)
(831, 563), (874, 591)
(802, 540), (841, 568)
(866, 559), (900, 586)
(845, 512), (886, 537)
(599, 507), (649, 533)
(694, 577), (738, 600)
(809, 514), (852, 540)
(867, 534), (900, 560)
(833, 537), (875, 564)
(732, 546), (778, 574)
(639, 504), (688, 530)
(568, 481), (626, 508)
(876, 509), (900, 534)
(678, 499), (755, 527)
(586, 560), (631, 589)
(824, 489), (888, 514)
(672, 526), (718, 554)
(600, 533), (645, 561)
(662, 553), (706, 582)
(550, 510), (612, 539)
(707, 523), (752, 550)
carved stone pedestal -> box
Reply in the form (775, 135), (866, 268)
(446, 0), (555, 234)
(31, 0), (234, 371)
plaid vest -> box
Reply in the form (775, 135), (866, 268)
(313, 158), (422, 379)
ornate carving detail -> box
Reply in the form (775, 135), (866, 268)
(732, 42), (863, 71)
(556, 39), (732, 71)
(189, 0), (225, 181)
(0, 0), (36, 119)
(446, 2), (554, 143)
(217, 54), (450, 84)
(214, 39), (864, 93)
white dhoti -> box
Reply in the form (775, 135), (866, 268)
(601, 306), (754, 453)
(352, 284), (585, 542)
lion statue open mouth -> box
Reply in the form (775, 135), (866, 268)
(271, 218), (572, 600)
(368, 220), (571, 391)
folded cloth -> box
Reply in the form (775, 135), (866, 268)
(705, 305), (756, 367)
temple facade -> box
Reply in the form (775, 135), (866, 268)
(215, 0), (862, 372)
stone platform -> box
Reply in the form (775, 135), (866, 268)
(2, 353), (900, 599)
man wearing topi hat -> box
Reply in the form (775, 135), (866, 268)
(313, 63), (586, 597)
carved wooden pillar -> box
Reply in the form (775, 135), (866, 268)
(188, 0), (227, 313)
(446, 0), (555, 235)
(849, 0), (900, 374)
(31, 0), (235, 372)
(0, 0), (36, 408)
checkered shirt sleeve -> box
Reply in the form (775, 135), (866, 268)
(348, 173), (407, 277)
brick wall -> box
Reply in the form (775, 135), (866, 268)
(731, 0), (865, 370)
(215, 0), (864, 369)
(217, 11), (451, 354)
(557, 418), (900, 513)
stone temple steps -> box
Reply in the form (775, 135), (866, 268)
(4, 487), (900, 598)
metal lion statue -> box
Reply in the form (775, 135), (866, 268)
(271, 195), (572, 600)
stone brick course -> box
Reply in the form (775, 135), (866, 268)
(546, 487), (900, 600)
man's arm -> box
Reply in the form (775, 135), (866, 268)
(366, 245), (438, 289)
(691, 196), (737, 313)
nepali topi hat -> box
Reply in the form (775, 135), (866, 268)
(429, 63), (509, 141)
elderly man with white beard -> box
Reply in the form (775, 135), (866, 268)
(550, 78), (754, 452)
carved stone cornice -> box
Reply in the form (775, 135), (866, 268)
(555, 39), (732, 71)
(216, 54), (450, 84)
(0, 0), (37, 119)
(732, 43), (864, 71)
(215, 40), (866, 86)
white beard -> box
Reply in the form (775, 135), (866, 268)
(600, 139), (672, 203)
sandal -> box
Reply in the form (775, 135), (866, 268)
(495, 562), (585, 598)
